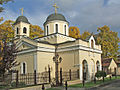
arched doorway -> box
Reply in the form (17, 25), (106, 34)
(96, 61), (100, 72)
(82, 60), (88, 80)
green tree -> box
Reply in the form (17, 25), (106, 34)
(97, 25), (119, 59)
(69, 26), (80, 39)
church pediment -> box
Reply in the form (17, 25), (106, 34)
(16, 40), (37, 51)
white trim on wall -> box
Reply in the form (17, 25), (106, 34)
(17, 44), (102, 55)
(34, 54), (37, 72)
(21, 62), (27, 74)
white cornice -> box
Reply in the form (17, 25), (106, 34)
(17, 44), (102, 55)
(38, 33), (75, 42)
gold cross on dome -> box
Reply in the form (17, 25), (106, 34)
(53, 3), (59, 14)
(20, 8), (24, 16)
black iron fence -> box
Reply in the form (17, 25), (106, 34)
(12, 70), (50, 86)
(59, 68), (79, 85)
(0, 68), (80, 87)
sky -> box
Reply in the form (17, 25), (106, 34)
(1, 0), (120, 37)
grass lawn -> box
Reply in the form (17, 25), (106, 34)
(46, 88), (61, 90)
(69, 76), (120, 88)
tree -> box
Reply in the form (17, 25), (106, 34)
(30, 24), (44, 39)
(96, 25), (119, 59)
(80, 31), (91, 40)
(69, 26), (80, 39)
(0, 35), (19, 74)
(0, 20), (14, 40)
(0, 0), (13, 12)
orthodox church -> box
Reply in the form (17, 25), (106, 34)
(14, 4), (102, 81)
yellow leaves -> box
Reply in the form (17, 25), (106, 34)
(69, 26), (80, 39)
(0, 20), (14, 40)
(80, 31), (91, 40)
(97, 25), (119, 59)
(30, 24), (44, 39)
(0, 17), (3, 22)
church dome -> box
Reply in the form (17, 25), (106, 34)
(14, 16), (30, 25)
(44, 13), (68, 25)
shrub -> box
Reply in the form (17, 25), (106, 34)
(11, 82), (26, 88)
(95, 71), (106, 79)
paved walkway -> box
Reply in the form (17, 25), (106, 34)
(97, 79), (120, 90)
(67, 79), (82, 85)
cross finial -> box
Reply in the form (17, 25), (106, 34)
(53, 3), (58, 14)
(20, 8), (24, 16)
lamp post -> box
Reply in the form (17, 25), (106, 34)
(53, 52), (62, 86)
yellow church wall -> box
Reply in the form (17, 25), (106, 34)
(58, 50), (79, 71)
(79, 50), (101, 80)
(37, 51), (55, 78)
(15, 52), (35, 74)
(45, 21), (69, 35)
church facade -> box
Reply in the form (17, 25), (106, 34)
(13, 8), (102, 81)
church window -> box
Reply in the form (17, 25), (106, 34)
(21, 62), (27, 74)
(47, 25), (49, 35)
(96, 61), (100, 72)
(56, 24), (58, 33)
(23, 27), (27, 34)
(64, 25), (66, 35)
(16, 27), (19, 34)
(82, 60), (88, 80)
(91, 40), (94, 48)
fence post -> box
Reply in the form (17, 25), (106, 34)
(65, 81), (68, 90)
(60, 68), (62, 86)
(69, 69), (71, 80)
(114, 68), (117, 78)
(34, 70), (37, 85)
(77, 69), (79, 79)
(42, 84), (45, 90)
(16, 70), (18, 87)
(48, 67), (51, 83)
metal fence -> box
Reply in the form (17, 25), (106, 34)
(59, 68), (79, 84)
(0, 68), (80, 87)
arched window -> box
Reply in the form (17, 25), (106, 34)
(23, 27), (27, 34)
(47, 25), (49, 35)
(21, 62), (27, 74)
(96, 61), (100, 72)
(82, 60), (88, 80)
(55, 24), (58, 33)
(91, 40), (94, 48)
(64, 25), (66, 35)
(16, 27), (19, 34)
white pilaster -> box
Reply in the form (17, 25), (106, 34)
(80, 64), (83, 80)
(34, 53), (37, 72)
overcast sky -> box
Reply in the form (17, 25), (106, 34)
(1, 0), (120, 37)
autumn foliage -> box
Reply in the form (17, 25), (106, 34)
(69, 26), (80, 39)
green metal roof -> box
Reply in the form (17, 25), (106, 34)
(14, 16), (30, 25)
(44, 13), (68, 25)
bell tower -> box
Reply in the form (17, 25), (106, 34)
(14, 8), (30, 37)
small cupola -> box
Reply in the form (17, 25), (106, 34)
(14, 8), (30, 37)
(43, 3), (69, 36)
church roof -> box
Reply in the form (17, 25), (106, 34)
(44, 13), (68, 25)
(14, 16), (30, 25)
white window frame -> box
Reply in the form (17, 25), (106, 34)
(21, 62), (27, 74)
(89, 36), (95, 48)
